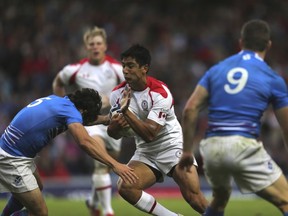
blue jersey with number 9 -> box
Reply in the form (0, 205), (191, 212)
(199, 50), (288, 138)
(0, 95), (82, 158)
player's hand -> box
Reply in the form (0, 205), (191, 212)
(178, 152), (195, 173)
(112, 163), (139, 184)
(120, 85), (131, 113)
(110, 113), (129, 129)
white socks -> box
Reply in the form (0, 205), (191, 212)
(134, 191), (178, 216)
(92, 173), (114, 215)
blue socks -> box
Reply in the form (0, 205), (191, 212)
(204, 206), (224, 216)
(283, 212), (288, 216)
(1, 196), (23, 216)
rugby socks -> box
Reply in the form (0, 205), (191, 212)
(1, 196), (23, 216)
(284, 213), (288, 216)
(92, 173), (114, 215)
(204, 206), (224, 216)
(134, 191), (178, 216)
(10, 209), (28, 216)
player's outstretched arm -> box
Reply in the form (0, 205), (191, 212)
(68, 122), (138, 183)
(179, 85), (208, 172)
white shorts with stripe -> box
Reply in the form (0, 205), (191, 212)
(0, 148), (37, 193)
(199, 135), (282, 193)
(131, 147), (197, 182)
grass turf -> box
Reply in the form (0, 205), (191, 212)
(0, 196), (281, 216)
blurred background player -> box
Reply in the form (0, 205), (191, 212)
(0, 88), (138, 216)
(179, 19), (288, 216)
(52, 26), (124, 216)
(108, 44), (208, 216)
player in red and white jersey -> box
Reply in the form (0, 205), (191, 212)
(108, 44), (208, 216)
(52, 26), (124, 216)
(110, 76), (182, 152)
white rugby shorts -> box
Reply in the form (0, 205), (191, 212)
(85, 124), (121, 152)
(199, 135), (282, 193)
(0, 148), (38, 193)
(131, 147), (198, 182)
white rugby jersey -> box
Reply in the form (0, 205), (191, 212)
(58, 56), (124, 98)
(110, 76), (183, 152)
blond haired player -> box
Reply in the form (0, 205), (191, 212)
(52, 26), (124, 216)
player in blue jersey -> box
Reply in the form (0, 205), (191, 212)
(0, 88), (138, 216)
(179, 19), (288, 216)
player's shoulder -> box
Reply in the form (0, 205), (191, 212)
(68, 58), (89, 66)
(105, 55), (121, 65)
(112, 81), (127, 92)
(46, 95), (71, 105)
(61, 58), (89, 71)
(147, 76), (169, 98)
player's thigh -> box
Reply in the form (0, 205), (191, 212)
(13, 188), (47, 215)
(118, 160), (158, 190)
(256, 173), (288, 207)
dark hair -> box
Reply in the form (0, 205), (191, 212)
(121, 44), (151, 67)
(68, 88), (102, 125)
(240, 19), (271, 52)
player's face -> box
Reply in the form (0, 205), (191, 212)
(122, 57), (148, 90)
(85, 35), (107, 65)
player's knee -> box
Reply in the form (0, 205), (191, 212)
(117, 178), (133, 198)
(267, 192), (288, 212)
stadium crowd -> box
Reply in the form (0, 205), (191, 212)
(1, 0), (288, 177)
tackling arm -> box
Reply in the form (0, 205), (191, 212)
(68, 122), (138, 183)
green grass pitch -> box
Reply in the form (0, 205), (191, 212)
(0, 196), (282, 215)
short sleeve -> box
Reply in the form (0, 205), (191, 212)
(58, 64), (81, 85)
(147, 88), (173, 126)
